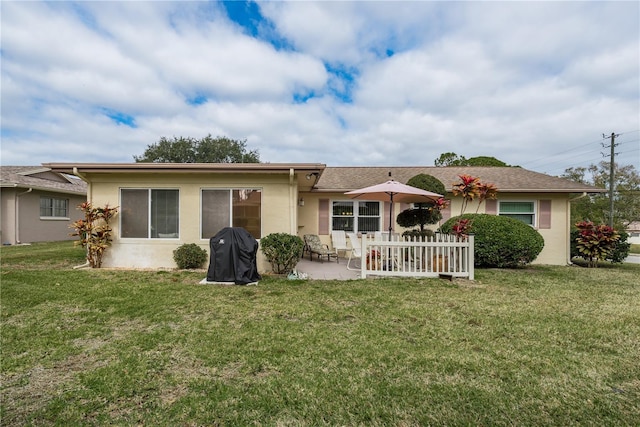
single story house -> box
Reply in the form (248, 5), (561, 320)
(43, 162), (605, 270)
(1, 166), (87, 245)
(626, 221), (640, 244)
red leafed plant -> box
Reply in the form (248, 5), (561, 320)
(70, 202), (118, 268)
(452, 174), (481, 214)
(450, 175), (498, 238)
(433, 197), (450, 211)
(451, 218), (472, 238)
(574, 220), (620, 268)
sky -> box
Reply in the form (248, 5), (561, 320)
(1, 1), (639, 176)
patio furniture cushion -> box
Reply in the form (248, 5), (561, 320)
(304, 234), (338, 262)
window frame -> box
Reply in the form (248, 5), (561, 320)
(119, 188), (180, 239)
(498, 200), (537, 227)
(39, 196), (69, 220)
(200, 188), (262, 240)
(330, 200), (382, 233)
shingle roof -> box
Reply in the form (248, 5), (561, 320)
(315, 166), (606, 193)
(0, 166), (87, 195)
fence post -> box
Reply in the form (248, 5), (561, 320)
(360, 236), (367, 279)
(468, 234), (475, 281)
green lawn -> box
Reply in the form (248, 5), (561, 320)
(630, 243), (640, 254)
(2, 242), (639, 426)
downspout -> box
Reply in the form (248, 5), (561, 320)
(566, 192), (588, 264)
(73, 167), (91, 200)
(289, 168), (296, 235)
(15, 188), (33, 244)
(72, 167), (92, 269)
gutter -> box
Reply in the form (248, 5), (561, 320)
(15, 188), (33, 244)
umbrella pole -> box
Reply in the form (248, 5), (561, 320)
(388, 193), (393, 240)
(387, 193), (393, 271)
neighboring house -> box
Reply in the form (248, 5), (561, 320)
(44, 163), (605, 270)
(1, 166), (87, 245)
(626, 221), (640, 244)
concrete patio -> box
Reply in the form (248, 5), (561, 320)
(294, 256), (362, 280)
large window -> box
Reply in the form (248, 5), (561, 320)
(332, 201), (381, 233)
(201, 189), (261, 239)
(499, 201), (535, 226)
(120, 189), (179, 238)
(40, 197), (69, 218)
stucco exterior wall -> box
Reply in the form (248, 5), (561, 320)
(0, 188), (17, 245)
(299, 191), (572, 266)
(492, 193), (571, 265)
(0, 188), (85, 245)
(86, 172), (299, 271)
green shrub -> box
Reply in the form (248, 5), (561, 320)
(440, 214), (545, 268)
(397, 208), (442, 230)
(571, 221), (623, 267)
(260, 233), (304, 274)
(570, 229), (630, 264)
(406, 174), (446, 196)
(397, 174), (446, 233)
(173, 243), (208, 269)
(401, 229), (435, 240)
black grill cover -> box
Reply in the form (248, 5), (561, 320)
(206, 227), (261, 285)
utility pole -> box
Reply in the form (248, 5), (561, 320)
(602, 132), (619, 228)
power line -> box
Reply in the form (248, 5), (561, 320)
(521, 138), (604, 169)
(521, 131), (639, 177)
(520, 129), (640, 170)
(602, 132), (620, 228)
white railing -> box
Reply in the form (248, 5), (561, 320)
(358, 234), (474, 280)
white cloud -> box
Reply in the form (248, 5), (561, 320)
(1, 1), (638, 175)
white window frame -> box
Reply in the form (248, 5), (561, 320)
(498, 200), (537, 227)
(330, 200), (382, 233)
(119, 188), (180, 239)
(200, 188), (262, 240)
(40, 196), (69, 220)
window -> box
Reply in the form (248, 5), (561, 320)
(499, 201), (535, 226)
(201, 189), (261, 239)
(120, 189), (179, 238)
(332, 201), (381, 233)
(40, 197), (69, 218)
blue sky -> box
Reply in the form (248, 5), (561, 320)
(1, 1), (638, 175)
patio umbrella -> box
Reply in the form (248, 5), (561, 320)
(344, 178), (443, 239)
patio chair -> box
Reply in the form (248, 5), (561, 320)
(303, 234), (338, 263)
(346, 233), (362, 270)
(331, 230), (349, 261)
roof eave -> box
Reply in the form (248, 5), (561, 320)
(313, 188), (607, 194)
(43, 162), (327, 175)
(0, 182), (85, 195)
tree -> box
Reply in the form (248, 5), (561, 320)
(434, 152), (510, 167)
(562, 161), (640, 229)
(397, 174), (447, 234)
(434, 152), (463, 167)
(134, 135), (260, 163)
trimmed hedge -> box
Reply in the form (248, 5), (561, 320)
(440, 214), (545, 268)
(173, 243), (208, 269)
(260, 233), (304, 274)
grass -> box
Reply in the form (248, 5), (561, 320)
(630, 244), (640, 254)
(2, 242), (640, 426)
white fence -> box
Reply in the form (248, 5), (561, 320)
(358, 234), (474, 280)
